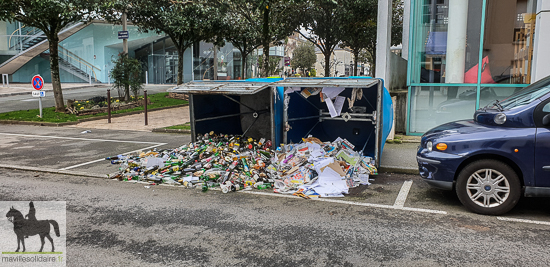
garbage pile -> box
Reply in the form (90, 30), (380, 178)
(107, 133), (377, 198)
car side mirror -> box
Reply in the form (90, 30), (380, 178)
(543, 114), (550, 126)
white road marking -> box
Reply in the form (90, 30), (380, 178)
(240, 190), (447, 214)
(0, 132), (163, 145)
(497, 217), (550, 226)
(21, 99), (38, 102)
(394, 180), (413, 208)
(59, 144), (167, 170)
(0, 132), (167, 170)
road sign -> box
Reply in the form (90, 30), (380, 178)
(118, 31), (129, 39)
(32, 91), (45, 97)
(32, 75), (44, 90)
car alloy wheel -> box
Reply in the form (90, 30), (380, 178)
(456, 159), (520, 215)
(465, 169), (510, 208)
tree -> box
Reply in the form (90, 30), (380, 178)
(340, 0), (404, 77)
(109, 53), (143, 100)
(300, 0), (342, 77)
(220, 1), (263, 79)
(220, 0), (306, 77)
(258, 56), (282, 77)
(0, 0), (98, 112)
(338, 0), (377, 76)
(102, 0), (226, 85)
(291, 43), (316, 74)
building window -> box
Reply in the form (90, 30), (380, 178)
(410, 0), (483, 84)
(407, 0), (538, 134)
(483, 0), (537, 84)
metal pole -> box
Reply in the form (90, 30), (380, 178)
(107, 89), (111, 123)
(144, 89), (148, 125)
(38, 95), (42, 118)
(122, 11), (128, 54)
(146, 71), (148, 85)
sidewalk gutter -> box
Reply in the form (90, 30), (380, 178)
(379, 166), (419, 175)
(152, 128), (191, 134)
(0, 164), (107, 179)
(0, 104), (188, 127)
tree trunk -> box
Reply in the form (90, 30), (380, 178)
(353, 50), (359, 76)
(262, 5), (270, 77)
(177, 46), (184, 85)
(241, 54), (247, 79)
(369, 48), (376, 77)
(48, 35), (65, 113)
(324, 52), (331, 77)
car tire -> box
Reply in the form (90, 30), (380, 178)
(456, 159), (521, 215)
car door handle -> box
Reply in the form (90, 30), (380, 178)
(543, 166), (550, 171)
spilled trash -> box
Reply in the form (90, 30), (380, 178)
(107, 133), (377, 198)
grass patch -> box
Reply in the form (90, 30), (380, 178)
(0, 92), (187, 123)
(165, 122), (191, 130)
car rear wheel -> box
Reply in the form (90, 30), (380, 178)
(456, 159), (521, 215)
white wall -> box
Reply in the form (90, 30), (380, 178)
(532, 0), (550, 82)
(376, 0), (392, 89)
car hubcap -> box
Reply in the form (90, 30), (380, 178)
(466, 168), (510, 208)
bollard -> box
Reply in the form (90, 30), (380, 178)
(107, 89), (111, 123)
(144, 89), (148, 126)
(2, 74), (8, 87)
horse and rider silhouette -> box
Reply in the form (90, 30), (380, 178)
(5, 202), (60, 252)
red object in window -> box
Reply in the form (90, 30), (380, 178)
(464, 56), (495, 84)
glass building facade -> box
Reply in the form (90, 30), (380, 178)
(407, 0), (538, 134)
(0, 22), (249, 85)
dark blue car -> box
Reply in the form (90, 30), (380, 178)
(417, 76), (550, 215)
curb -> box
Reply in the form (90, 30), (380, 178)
(0, 84), (108, 98)
(0, 164), (107, 179)
(0, 104), (189, 127)
(152, 128), (191, 134)
(379, 166), (419, 175)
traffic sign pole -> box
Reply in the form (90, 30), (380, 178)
(39, 96), (42, 118)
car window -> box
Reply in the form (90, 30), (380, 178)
(544, 103), (550, 113)
(495, 76), (550, 110)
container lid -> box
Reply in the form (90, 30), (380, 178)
(169, 81), (274, 95)
(274, 77), (380, 88)
(169, 77), (381, 94)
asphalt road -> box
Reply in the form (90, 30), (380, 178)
(0, 85), (173, 113)
(1, 125), (550, 266)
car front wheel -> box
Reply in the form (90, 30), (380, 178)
(456, 159), (521, 215)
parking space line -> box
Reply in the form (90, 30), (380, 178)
(241, 191), (447, 215)
(394, 180), (413, 208)
(0, 133), (164, 145)
(60, 143), (167, 170)
(497, 217), (550, 226)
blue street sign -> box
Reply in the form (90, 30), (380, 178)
(118, 31), (129, 39)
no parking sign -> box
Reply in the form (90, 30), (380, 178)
(31, 74), (44, 118)
(32, 75), (44, 90)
